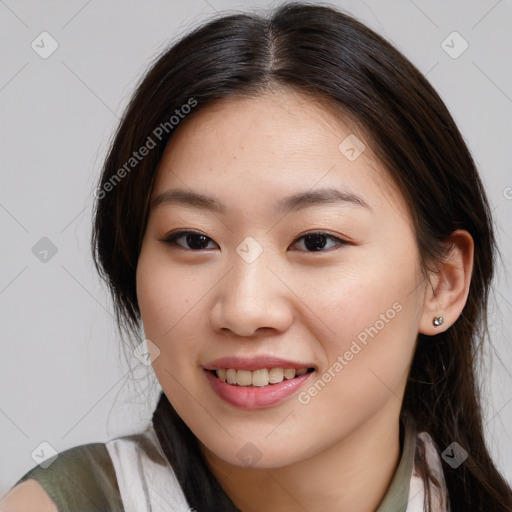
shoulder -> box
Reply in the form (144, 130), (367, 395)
(3, 440), (124, 512)
(1, 479), (57, 512)
(4, 426), (191, 512)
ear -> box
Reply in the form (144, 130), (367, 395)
(419, 229), (474, 335)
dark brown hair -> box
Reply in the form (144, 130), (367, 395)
(91, 2), (512, 510)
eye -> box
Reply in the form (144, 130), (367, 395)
(161, 230), (218, 251)
(161, 230), (347, 253)
(290, 231), (348, 252)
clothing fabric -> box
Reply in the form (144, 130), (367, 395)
(13, 419), (449, 511)
(13, 441), (124, 511)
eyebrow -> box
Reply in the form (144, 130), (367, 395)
(151, 187), (372, 214)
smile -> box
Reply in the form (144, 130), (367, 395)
(213, 367), (313, 387)
(203, 356), (317, 409)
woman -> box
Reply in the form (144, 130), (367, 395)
(3, 2), (511, 511)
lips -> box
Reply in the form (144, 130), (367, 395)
(203, 356), (316, 409)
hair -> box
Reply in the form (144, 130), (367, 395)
(91, 2), (512, 510)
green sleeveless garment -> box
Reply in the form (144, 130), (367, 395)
(13, 441), (124, 511)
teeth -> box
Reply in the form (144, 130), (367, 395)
(252, 369), (268, 387)
(268, 368), (284, 384)
(284, 368), (296, 380)
(226, 369), (237, 385)
(214, 367), (311, 387)
(237, 370), (253, 386)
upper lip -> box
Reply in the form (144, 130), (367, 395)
(203, 356), (316, 371)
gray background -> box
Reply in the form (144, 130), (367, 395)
(1, 0), (511, 496)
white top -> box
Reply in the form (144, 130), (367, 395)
(105, 425), (450, 512)
(106, 427), (192, 512)
(407, 432), (450, 511)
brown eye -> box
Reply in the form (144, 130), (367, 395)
(290, 232), (347, 252)
(162, 231), (218, 250)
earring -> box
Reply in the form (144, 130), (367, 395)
(433, 316), (444, 327)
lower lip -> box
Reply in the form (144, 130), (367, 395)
(205, 370), (314, 409)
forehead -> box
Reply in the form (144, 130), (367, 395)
(152, 89), (409, 220)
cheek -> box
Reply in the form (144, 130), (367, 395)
(308, 259), (419, 401)
(136, 255), (202, 406)
(294, 295), (416, 449)
(136, 247), (214, 395)
(136, 248), (202, 340)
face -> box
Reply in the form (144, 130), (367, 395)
(136, 88), (428, 468)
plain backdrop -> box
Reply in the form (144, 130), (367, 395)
(1, 0), (511, 496)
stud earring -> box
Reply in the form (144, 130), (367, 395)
(433, 316), (444, 327)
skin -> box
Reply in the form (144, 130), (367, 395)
(0, 480), (57, 512)
(136, 87), (474, 512)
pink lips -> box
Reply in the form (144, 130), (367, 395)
(203, 356), (315, 410)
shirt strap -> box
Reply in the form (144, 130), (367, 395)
(105, 426), (192, 512)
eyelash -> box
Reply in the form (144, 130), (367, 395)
(161, 230), (348, 253)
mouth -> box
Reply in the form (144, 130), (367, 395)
(210, 367), (315, 387)
(203, 357), (316, 409)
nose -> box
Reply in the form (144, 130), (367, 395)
(208, 249), (294, 338)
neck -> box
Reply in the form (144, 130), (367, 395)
(200, 406), (403, 512)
